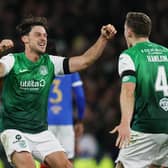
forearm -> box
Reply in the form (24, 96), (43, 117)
(80, 35), (108, 67)
(120, 86), (135, 126)
(69, 35), (108, 72)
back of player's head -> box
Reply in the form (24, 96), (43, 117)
(125, 12), (152, 37)
(16, 16), (48, 36)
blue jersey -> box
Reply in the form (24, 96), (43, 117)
(47, 72), (85, 125)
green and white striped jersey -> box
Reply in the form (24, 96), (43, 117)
(119, 41), (168, 133)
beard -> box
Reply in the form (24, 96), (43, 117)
(31, 45), (46, 55)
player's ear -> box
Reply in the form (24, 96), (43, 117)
(21, 35), (29, 43)
(127, 28), (133, 38)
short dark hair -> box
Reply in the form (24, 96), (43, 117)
(16, 16), (48, 36)
(125, 12), (152, 37)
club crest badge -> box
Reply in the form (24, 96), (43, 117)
(159, 97), (168, 111)
(39, 65), (48, 76)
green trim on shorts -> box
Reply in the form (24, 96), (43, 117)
(122, 75), (136, 83)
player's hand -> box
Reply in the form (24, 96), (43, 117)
(109, 124), (131, 149)
(0, 39), (14, 52)
(101, 24), (117, 40)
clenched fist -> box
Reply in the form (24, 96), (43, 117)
(0, 39), (14, 52)
(101, 24), (117, 40)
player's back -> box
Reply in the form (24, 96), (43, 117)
(124, 41), (168, 133)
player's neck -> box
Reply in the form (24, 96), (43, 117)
(24, 48), (40, 62)
(132, 37), (149, 46)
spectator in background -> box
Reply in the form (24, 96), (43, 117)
(74, 133), (98, 168)
(40, 72), (86, 168)
(111, 12), (168, 168)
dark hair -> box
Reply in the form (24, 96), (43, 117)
(16, 16), (48, 36)
(125, 12), (152, 37)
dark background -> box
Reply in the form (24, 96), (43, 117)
(0, 0), (168, 167)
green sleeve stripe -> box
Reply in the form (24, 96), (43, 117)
(122, 75), (136, 83)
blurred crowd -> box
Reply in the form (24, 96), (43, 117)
(0, 0), (168, 165)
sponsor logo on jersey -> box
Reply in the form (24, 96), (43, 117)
(39, 65), (48, 75)
(19, 69), (29, 73)
(50, 105), (62, 114)
(159, 97), (168, 111)
(20, 79), (46, 90)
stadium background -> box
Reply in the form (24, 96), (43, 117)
(0, 0), (168, 167)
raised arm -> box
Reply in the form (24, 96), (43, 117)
(0, 39), (14, 77)
(68, 24), (117, 73)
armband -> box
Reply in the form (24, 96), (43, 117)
(122, 75), (136, 83)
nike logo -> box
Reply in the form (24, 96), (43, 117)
(19, 69), (29, 73)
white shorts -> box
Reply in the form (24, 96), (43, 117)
(0, 129), (65, 163)
(48, 125), (74, 159)
(116, 130), (168, 168)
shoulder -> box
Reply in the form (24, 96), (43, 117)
(12, 52), (24, 57)
(118, 52), (136, 76)
(48, 54), (65, 63)
(122, 46), (138, 57)
(153, 42), (168, 51)
(119, 52), (133, 63)
(1, 53), (15, 61)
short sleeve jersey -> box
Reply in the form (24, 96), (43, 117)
(119, 41), (168, 133)
(1, 52), (65, 133)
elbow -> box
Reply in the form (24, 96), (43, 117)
(78, 54), (96, 70)
(122, 90), (134, 99)
(81, 62), (91, 70)
(125, 89), (134, 97)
